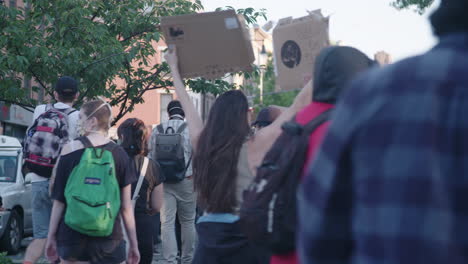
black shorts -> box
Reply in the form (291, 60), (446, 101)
(58, 239), (126, 264)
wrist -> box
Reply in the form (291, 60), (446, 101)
(130, 242), (139, 249)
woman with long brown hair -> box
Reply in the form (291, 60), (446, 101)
(164, 47), (312, 263)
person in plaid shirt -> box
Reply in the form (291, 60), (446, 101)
(298, 0), (468, 263)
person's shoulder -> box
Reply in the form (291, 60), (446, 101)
(108, 143), (130, 160)
(151, 122), (168, 132)
(344, 54), (424, 99)
(69, 108), (80, 115)
(61, 139), (84, 156)
(34, 104), (48, 110)
(33, 104), (47, 114)
(67, 109), (80, 121)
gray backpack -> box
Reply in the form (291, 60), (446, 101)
(155, 123), (190, 183)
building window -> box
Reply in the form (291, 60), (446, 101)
(9, 0), (16, 8)
(160, 94), (173, 123)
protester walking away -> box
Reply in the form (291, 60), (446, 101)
(118, 118), (164, 264)
(241, 46), (374, 264)
(299, 1), (468, 263)
(148, 100), (195, 264)
(251, 106), (283, 132)
(45, 98), (140, 264)
(163, 46), (312, 264)
(22, 76), (80, 264)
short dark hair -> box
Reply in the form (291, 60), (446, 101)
(167, 100), (185, 118)
(57, 93), (76, 103)
(117, 118), (149, 156)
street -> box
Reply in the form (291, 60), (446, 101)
(7, 238), (166, 264)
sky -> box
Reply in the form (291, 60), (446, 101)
(202, 0), (441, 61)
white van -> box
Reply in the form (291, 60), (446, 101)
(0, 135), (32, 254)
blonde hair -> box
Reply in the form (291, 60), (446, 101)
(81, 97), (113, 131)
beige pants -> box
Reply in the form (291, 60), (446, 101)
(160, 178), (197, 264)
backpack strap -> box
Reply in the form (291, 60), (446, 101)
(46, 103), (76, 118)
(176, 122), (187, 134)
(103, 141), (119, 153)
(63, 108), (77, 116)
(156, 124), (164, 134)
(77, 136), (93, 148)
(132, 157), (149, 205)
(303, 109), (333, 134)
(181, 153), (192, 177)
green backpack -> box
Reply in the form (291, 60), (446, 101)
(64, 137), (121, 237)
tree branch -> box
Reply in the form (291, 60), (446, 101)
(112, 64), (167, 124)
(27, 67), (54, 99)
(90, 7), (102, 22)
(79, 52), (127, 75)
(12, 46), (51, 98)
(113, 62), (133, 123)
(120, 27), (156, 43)
(0, 99), (35, 112)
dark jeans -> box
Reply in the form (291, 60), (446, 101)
(193, 221), (267, 264)
(136, 213), (154, 264)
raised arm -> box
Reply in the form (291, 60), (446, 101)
(247, 80), (313, 175)
(164, 46), (204, 150)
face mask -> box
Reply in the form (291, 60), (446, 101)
(78, 98), (113, 136)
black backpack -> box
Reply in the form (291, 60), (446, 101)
(239, 109), (332, 254)
(155, 123), (191, 183)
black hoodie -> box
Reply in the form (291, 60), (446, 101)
(312, 46), (375, 104)
(431, 0), (468, 37)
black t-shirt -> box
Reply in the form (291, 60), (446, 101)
(51, 142), (137, 244)
(131, 155), (163, 215)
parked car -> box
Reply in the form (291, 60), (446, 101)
(0, 135), (32, 254)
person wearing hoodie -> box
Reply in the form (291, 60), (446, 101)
(299, 0), (468, 263)
(271, 46), (375, 264)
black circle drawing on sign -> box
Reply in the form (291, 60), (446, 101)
(281, 40), (301, 69)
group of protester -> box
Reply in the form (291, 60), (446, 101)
(18, 0), (468, 263)
(21, 77), (193, 264)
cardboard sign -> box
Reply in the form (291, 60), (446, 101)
(273, 10), (329, 91)
(161, 10), (255, 80)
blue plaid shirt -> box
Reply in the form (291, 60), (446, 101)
(298, 33), (468, 264)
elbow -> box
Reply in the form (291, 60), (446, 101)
(155, 203), (162, 212)
(120, 201), (134, 214)
(147, 205), (161, 216)
(152, 202), (163, 214)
